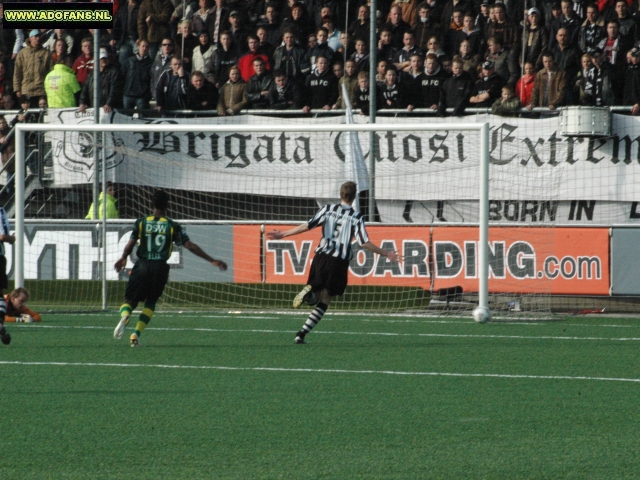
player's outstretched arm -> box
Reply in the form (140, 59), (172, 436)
(362, 241), (400, 263)
(267, 223), (309, 240)
(0, 233), (15, 244)
(183, 240), (228, 271)
(114, 238), (137, 272)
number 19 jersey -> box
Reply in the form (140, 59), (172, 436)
(131, 216), (189, 261)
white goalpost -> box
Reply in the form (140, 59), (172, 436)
(14, 121), (498, 317)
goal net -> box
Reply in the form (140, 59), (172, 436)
(11, 111), (592, 318)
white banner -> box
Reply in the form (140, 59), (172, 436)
(48, 110), (640, 202)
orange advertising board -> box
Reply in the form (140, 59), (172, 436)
(234, 225), (610, 295)
(431, 227), (609, 295)
(263, 224), (431, 288)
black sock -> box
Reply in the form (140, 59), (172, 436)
(299, 302), (328, 336)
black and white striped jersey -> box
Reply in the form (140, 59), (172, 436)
(307, 203), (370, 260)
(0, 207), (9, 257)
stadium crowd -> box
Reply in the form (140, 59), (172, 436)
(1, 0), (640, 116)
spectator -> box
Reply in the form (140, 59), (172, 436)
(13, 30), (53, 107)
(333, 59), (359, 109)
(515, 61), (536, 106)
(441, 55), (453, 74)
(393, 31), (423, 73)
(272, 29), (309, 85)
(0, 115), (14, 181)
(549, 0), (582, 50)
(378, 67), (413, 110)
(150, 37), (175, 97)
(189, 0), (213, 42)
(207, 0), (231, 47)
(38, 97), (47, 109)
(238, 35), (271, 82)
(175, 20), (199, 71)
(43, 29), (74, 55)
(279, 3), (314, 43)
(377, 28), (399, 64)
(575, 52), (593, 102)
(459, 39), (480, 76)
(440, 0), (472, 29)
(375, 59), (390, 86)
(438, 56), (474, 116)
(192, 31), (215, 81)
(485, 37), (519, 88)
(414, 2), (442, 52)
(523, 7), (549, 69)
(304, 28), (334, 73)
(246, 57), (274, 108)
(623, 47), (640, 114)
(137, 0), (173, 60)
(614, 0), (637, 48)
(1, 93), (15, 110)
(112, 0), (140, 66)
(268, 69), (302, 109)
(527, 53), (567, 110)
(444, 9), (464, 55)
(550, 27), (582, 101)
(349, 5), (371, 48)
(79, 49), (125, 113)
(206, 30), (238, 87)
(52, 39), (68, 63)
(415, 53), (448, 110)
(387, 0), (419, 27)
(257, 3), (281, 47)
(86, 181), (119, 219)
(44, 55), (81, 108)
(338, 32), (355, 59)
(332, 61), (344, 79)
(453, 12), (485, 58)
(351, 38), (370, 73)
(491, 85), (521, 115)
(187, 70), (218, 110)
(322, 16), (342, 52)
(381, 5), (412, 49)
(155, 55), (190, 112)
(73, 37), (94, 86)
(122, 39), (153, 110)
(579, 3), (607, 55)
(399, 52), (425, 90)
(217, 65), (247, 115)
(353, 71), (371, 114)
(228, 10), (252, 56)
(256, 26), (275, 60)
(303, 55), (339, 112)
(0, 3), (23, 75)
(485, 2), (519, 51)
(469, 60), (506, 109)
(10, 96), (39, 128)
(426, 36), (446, 60)
(0, 63), (12, 98)
(582, 49), (617, 105)
(597, 19), (631, 72)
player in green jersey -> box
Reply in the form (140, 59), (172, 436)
(113, 190), (227, 347)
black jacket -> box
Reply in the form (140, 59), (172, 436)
(155, 70), (189, 110)
(352, 86), (370, 114)
(246, 73), (274, 108)
(415, 67), (449, 108)
(80, 63), (124, 108)
(273, 45), (310, 83)
(112, 3), (139, 46)
(378, 82), (410, 109)
(472, 73), (507, 109)
(438, 71), (474, 116)
(187, 79), (218, 110)
(267, 81), (302, 109)
(305, 69), (338, 109)
(121, 54), (153, 99)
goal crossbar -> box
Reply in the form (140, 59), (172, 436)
(14, 121), (491, 313)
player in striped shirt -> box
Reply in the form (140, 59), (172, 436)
(267, 182), (400, 344)
(0, 207), (14, 345)
(113, 190), (227, 347)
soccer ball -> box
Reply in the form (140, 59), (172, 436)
(472, 307), (491, 324)
(20, 314), (33, 323)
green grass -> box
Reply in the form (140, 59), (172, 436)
(2, 312), (640, 478)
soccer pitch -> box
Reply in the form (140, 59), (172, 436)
(2, 312), (640, 479)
